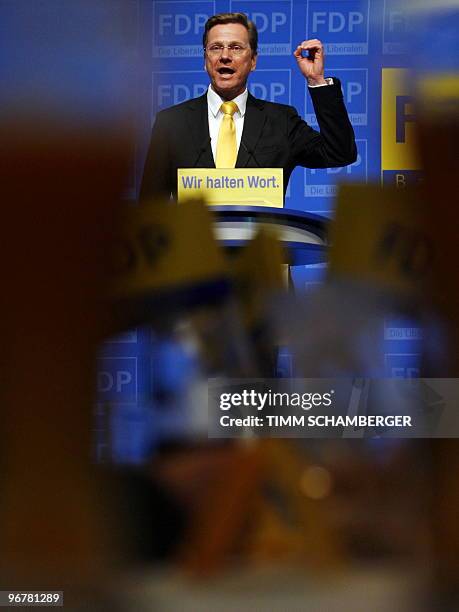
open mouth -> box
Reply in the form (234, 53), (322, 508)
(217, 67), (235, 76)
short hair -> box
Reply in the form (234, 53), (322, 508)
(203, 13), (258, 55)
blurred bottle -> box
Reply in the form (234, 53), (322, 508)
(0, 1), (139, 604)
(408, 3), (459, 608)
(408, 2), (459, 374)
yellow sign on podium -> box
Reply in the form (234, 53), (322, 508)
(178, 168), (284, 207)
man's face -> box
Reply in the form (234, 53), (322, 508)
(205, 23), (257, 100)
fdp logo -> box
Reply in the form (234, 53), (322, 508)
(384, 354), (420, 378)
(304, 139), (367, 198)
(248, 69), (291, 104)
(230, 0), (292, 55)
(381, 69), (420, 183)
(383, 0), (411, 55)
(153, 0), (216, 58)
(306, 0), (370, 55)
(153, 71), (209, 113)
(305, 68), (368, 126)
(290, 262), (327, 291)
(384, 319), (423, 342)
(97, 357), (137, 402)
(152, 69), (291, 114)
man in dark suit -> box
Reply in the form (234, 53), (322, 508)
(140, 12), (356, 202)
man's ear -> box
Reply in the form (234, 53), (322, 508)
(251, 53), (258, 71)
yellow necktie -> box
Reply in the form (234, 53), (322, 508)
(216, 101), (238, 168)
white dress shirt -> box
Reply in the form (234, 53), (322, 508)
(207, 86), (248, 163)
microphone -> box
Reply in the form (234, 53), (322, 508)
(193, 137), (211, 166)
(241, 140), (261, 167)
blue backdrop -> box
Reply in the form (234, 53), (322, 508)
(136, 0), (416, 204)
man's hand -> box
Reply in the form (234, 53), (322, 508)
(293, 39), (326, 86)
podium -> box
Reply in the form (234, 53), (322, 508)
(210, 205), (329, 266)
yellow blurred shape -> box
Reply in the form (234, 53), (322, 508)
(232, 228), (286, 326)
(329, 184), (430, 297)
(111, 199), (227, 299)
(300, 466), (333, 500)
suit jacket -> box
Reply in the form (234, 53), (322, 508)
(139, 78), (357, 202)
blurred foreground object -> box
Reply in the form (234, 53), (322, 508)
(409, 3), (459, 376)
(277, 183), (428, 378)
(0, 122), (131, 605)
(409, 2), (459, 607)
(0, 1), (139, 608)
(107, 199), (290, 439)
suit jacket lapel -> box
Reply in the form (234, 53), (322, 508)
(186, 94), (215, 168)
(184, 92), (266, 168)
(236, 93), (266, 167)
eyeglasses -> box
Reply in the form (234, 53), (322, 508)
(205, 43), (250, 57)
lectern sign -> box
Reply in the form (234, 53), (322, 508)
(177, 168), (284, 207)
